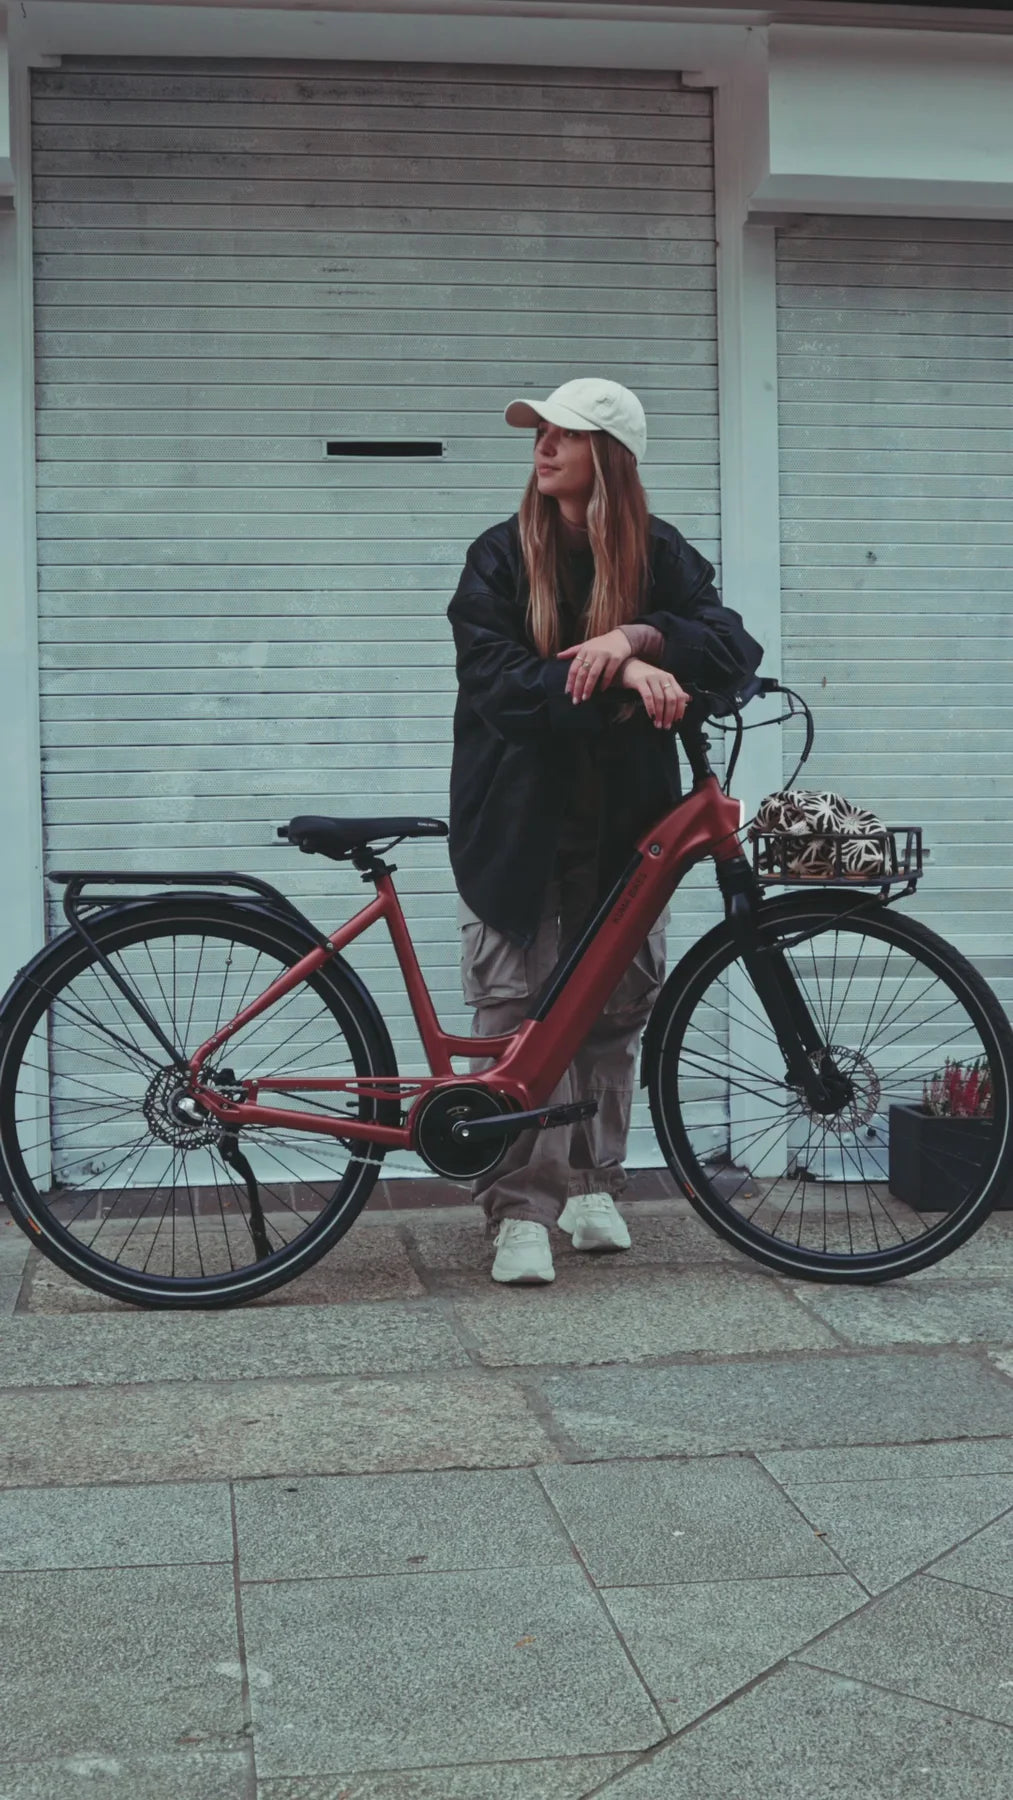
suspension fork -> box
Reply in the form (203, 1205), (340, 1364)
(740, 945), (840, 1100)
(717, 858), (849, 1113)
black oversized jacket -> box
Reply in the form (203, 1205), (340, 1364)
(447, 514), (762, 945)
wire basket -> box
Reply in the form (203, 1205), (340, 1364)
(751, 826), (924, 888)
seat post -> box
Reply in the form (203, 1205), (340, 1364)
(350, 845), (398, 885)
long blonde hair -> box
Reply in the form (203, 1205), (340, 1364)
(518, 432), (650, 657)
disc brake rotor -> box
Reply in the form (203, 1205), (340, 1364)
(142, 1068), (218, 1149)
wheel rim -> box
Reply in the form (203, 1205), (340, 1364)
(1, 909), (382, 1298)
(655, 907), (1010, 1272)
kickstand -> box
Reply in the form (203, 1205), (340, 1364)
(218, 1132), (272, 1264)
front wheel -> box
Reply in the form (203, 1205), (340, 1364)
(646, 891), (1013, 1282)
(0, 898), (399, 1308)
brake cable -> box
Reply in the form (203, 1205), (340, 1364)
(701, 678), (815, 797)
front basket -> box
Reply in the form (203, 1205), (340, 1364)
(751, 826), (924, 888)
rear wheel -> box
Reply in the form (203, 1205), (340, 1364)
(647, 892), (1013, 1281)
(0, 899), (398, 1308)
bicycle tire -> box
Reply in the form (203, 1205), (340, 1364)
(646, 890), (1013, 1282)
(0, 897), (399, 1308)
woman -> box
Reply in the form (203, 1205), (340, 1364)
(447, 377), (761, 1285)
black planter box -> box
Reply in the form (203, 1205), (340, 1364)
(888, 1104), (1012, 1212)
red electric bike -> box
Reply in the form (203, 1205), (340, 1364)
(1, 684), (1010, 1307)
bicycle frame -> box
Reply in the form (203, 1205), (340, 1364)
(187, 775), (744, 1151)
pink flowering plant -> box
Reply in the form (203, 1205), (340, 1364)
(923, 1057), (993, 1120)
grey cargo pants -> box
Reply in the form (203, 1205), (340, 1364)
(459, 841), (667, 1231)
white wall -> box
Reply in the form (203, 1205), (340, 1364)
(751, 24), (1013, 217)
(769, 26), (1013, 186)
(12, 2), (742, 73)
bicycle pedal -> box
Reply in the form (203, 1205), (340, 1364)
(452, 1099), (597, 1144)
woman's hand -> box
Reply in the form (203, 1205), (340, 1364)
(557, 628), (633, 702)
(619, 657), (690, 730)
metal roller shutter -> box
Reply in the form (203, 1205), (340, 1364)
(32, 56), (719, 1169)
(777, 215), (1013, 1016)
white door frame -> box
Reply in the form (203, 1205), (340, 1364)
(0, 35), (46, 990)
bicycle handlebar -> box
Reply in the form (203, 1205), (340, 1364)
(677, 678), (814, 795)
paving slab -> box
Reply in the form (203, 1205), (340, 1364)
(0, 1564), (243, 1760)
(773, 1473), (1013, 1593)
(602, 1573), (865, 1731)
(235, 1468), (573, 1581)
(401, 1204), (1013, 1285)
(905, 1215), (1013, 1282)
(1, 1187), (1009, 1796)
(795, 1278), (1013, 1347)
(759, 1438), (1013, 1485)
(0, 1372), (556, 1487)
(429, 1252), (711, 1299)
(449, 1268), (835, 1367)
(241, 1565), (665, 1777)
(0, 1753), (249, 1799)
(257, 1754), (638, 1799)
(926, 1509), (1013, 1598)
(597, 1661), (1013, 1799)
(538, 1349), (1013, 1459)
(537, 1456), (843, 1586)
(400, 1212), (498, 1276)
(0, 1299), (467, 1386)
(20, 1221), (424, 1313)
(0, 1479), (233, 1571)
(0, 1227), (29, 1316)
(403, 1204), (740, 1277)
(801, 1573), (1013, 1725)
(260, 1221), (426, 1307)
(606, 1206), (744, 1268)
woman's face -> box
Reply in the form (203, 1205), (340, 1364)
(533, 421), (596, 514)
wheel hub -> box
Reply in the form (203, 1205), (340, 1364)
(801, 1046), (881, 1133)
(142, 1068), (218, 1148)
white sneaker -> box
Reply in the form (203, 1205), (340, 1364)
(558, 1192), (632, 1253)
(491, 1220), (555, 1284)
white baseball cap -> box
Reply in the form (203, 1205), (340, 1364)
(504, 377), (647, 464)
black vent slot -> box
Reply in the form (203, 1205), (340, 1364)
(326, 441), (444, 458)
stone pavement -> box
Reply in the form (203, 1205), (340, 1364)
(0, 1193), (1012, 1799)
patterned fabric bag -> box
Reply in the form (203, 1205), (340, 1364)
(750, 789), (889, 879)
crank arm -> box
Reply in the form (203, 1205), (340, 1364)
(452, 1099), (597, 1145)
